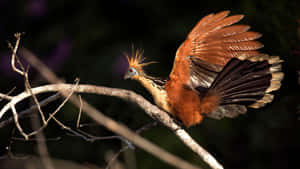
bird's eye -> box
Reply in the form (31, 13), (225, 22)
(126, 67), (138, 78)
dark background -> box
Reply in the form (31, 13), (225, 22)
(0, 0), (300, 169)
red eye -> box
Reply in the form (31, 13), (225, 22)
(129, 69), (133, 72)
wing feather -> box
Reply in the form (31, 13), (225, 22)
(195, 50), (260, 58)
(203, 15), (244, 34)
(191, 15), (244, 40)
(169, 11), (263, 87)
(220, 32), (262, 42)
(206, 25), (250, 39)
(190, 11), (230, 36)
(194, 41), (263, 51)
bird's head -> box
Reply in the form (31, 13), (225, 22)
(124, 49), (156, 80)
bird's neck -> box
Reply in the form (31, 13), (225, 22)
(134, 74), (171, 112)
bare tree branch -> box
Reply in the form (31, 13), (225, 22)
(76, 95), (83, 128)
(11, 105), (28, 140)
(12, 137), (61, 141)
(8, 33), (24, 76)
(106, 146), (128, 169)
(0, 93), (13, 100)
(0, 93), (60, 128)
(24, 70), (47, 125)
(6, 81), (79, 140)
(8, 36), (47, 125)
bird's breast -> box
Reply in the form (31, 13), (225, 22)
(165, 79), (204, 126)
(153, 90), (172, 114)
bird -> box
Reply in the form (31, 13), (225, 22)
(124, 10), (284, 127)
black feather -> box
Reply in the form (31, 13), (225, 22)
(207, 58), (272, 106)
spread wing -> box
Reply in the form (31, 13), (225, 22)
(169, 10), (263, 88)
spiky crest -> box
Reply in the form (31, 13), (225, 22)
(125, 48), (156, 73)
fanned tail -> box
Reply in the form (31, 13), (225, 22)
(205, 54), (283, 119)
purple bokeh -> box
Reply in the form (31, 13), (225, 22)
(113, 55), (129, 79)
(26, 0), (47, 17)
(44, 38), (73, 72)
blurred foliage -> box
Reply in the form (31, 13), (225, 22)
(0, 0), (300, 169)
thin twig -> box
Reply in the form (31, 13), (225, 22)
(24, 71), (47, 125)
(95, 122), (159, 168)
(0, 93), (13, 100)
(8, 34), (47, 125)
(8, 33), (24, 75)
(136, 121), (158, 134)
(75, 129), (123, 141)
(105, 122), (157, 169)
(0, 93), (60, 128)
(4, 82), (78, 140)
(0, 87), (16, 102)
(25, 80), (79, 138)
(52, 116), (94, 142)
(12, 136), (61, 141)
(46, 79), (79, 123)
(11, 105), (28, 140)
(106, 146), (129, 169)
(76, 95), (83, 128)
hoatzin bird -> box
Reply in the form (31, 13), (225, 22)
(124, 11), (284, 127)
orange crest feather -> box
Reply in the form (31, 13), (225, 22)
(125, 48), (157, 71)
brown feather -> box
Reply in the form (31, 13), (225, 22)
(210, 10), (231, 22)
(199, 15), (244, 36)
(194, 41), (263, 51)
(205, 25), (250, 40)
(191, 51), (260, 66)
(189, 11), (230, 37)
(222, 41), (264, 50)
(194, 14), (214, 27)
(196, 50), (260, 57)
(220, 32), (262, 42)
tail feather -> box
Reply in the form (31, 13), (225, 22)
(222, 86), (267, 98)
(212, 54), (283, 107)
(212, 60), (271, 92)
(205, 54), (283, 119)
(220, 76), (271, 97)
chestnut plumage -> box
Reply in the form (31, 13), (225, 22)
(124, 11), (284, 127)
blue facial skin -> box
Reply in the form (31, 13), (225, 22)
(124, 67), (138, 79)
